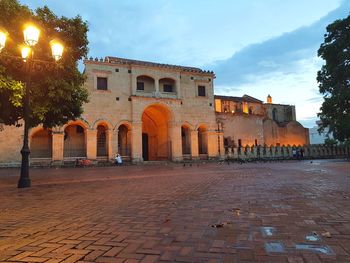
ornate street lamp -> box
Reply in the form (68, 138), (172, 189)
(0, 24), (64, 188)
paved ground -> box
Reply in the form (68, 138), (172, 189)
(0, 160), (349, 263)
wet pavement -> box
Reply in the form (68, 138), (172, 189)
(0, 159), (349, 262)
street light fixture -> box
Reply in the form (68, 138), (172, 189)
(0, 31), (7, 51)
(23, 24), (40, 47)
(0, 23), (64, 188)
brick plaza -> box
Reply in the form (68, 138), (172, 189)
(0, 160), (349, 263)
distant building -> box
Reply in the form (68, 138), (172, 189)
(215, 94), (309, 147)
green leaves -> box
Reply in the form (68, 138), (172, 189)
(317, 14), (350, 142)
(0, 0), (89, 128)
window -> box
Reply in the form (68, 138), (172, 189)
(163, 84), (173, 92)
(137, 82), (144, 91)
(272, 108), (278, 121)
(97, 77), (108, 90)
(198, 85), (206, 96)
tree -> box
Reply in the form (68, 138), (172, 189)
(317, 14), (350, 143)
(0, 0), (89, 128)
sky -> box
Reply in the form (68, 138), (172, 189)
(22, 0), (350, 127)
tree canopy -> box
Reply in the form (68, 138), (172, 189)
(317, 14), (350, 143)
(0, 0), (89, 128)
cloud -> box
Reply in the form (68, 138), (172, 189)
(212, 1), (350, 87)
(211, 1), (349, 127)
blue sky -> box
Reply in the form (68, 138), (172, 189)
(22, 0), (349, 127)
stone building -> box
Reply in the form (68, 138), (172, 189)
(0, 57), (309, 166)
(215, 94), (309, 147)
(0, 56), (224, 166)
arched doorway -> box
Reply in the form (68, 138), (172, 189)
(142, 104), (172, 161)
(118, 124), (131, 158)
(181, 125), (191, 156)
(198, 125), (208, 157)
(64, 124), (86, 158)
(30, 128), (52, 158)
(97, 124), (108, 157)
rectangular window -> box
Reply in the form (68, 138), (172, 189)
(198, 85), (206, 96)
(97, 77), (108, 90)
(137, 82), (144, 91)
(163, 84), (173, 92)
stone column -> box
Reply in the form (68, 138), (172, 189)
(52, 131), (64, 163)
(190, 129), (199, 160)
(170, 122), (182, 162)
(154, 78), (160, 97)
(86, 129), (97, 160)
(175, 75), (181, 99)
(206, 131), (218, 159)
(108, 129), (117, 161)
(131, 122), (143, 163)
(219, 132), (225, 159)
(131, 72), (136, 95)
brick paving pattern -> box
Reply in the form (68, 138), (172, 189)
(0, 160), (349, 262)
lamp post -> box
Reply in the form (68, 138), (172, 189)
(0, 24), (64, 188)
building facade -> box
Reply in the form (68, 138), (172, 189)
(0, 57), (223, 166)
(215, 94), (309, 147)
(0, 57), (309, 166)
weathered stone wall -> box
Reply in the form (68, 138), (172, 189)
(216, 113), (264, 146)
(263, 119), (309, 146)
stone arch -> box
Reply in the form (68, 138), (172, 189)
(96, 122), (109, 157)
(114, 120), (132, 131)
(117, 123), (132, 158)
(92, 119), (113, 130)
(141, 103), (173, 161)
(62, 119), (90, 131)
(30, 128), (52, 158)
(197, 125), (208, 155)
(63, 122), (86, 158)
(137, 75), (155, 92)
(181, 123), (191, 155)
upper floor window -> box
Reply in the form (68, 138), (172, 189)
(137, 75), (155, 92)
(97, 77), (108, 90)
(137, 81), (144, 91)
(160, 78), (175, 93)
(198, 85), (206, 96)
(163, 84), (173, 92)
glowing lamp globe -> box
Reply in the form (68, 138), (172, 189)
(21, 46), (31, 60)
(0, 31), (7, 51)
(50, 40), (64, 61)
(23, 25), (40, 47)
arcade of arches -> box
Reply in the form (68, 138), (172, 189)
(27, 104), (222, 163)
